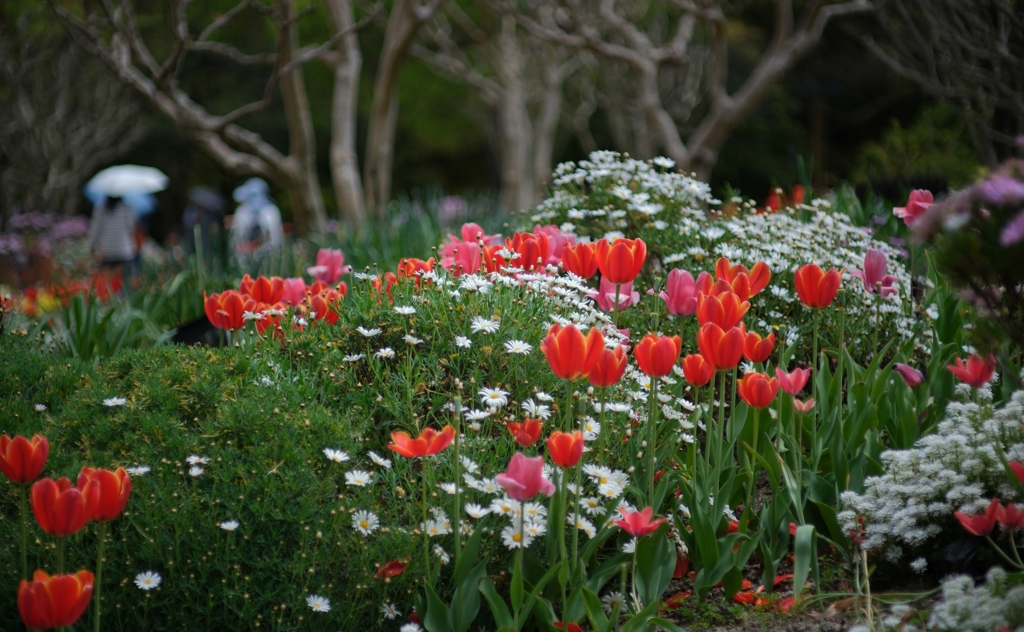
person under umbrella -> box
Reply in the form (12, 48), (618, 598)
(87, 195), (139, 273)
(229, 178), (283, 259)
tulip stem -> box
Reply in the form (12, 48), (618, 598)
(837, 291), (846, 424)
(57, 536), (64, 575)
(613, 562), (627, 632)
(1009, 531), (1024, 568)
(598, 386), (608, 460)
(19, 484), (28, 580)
(94, 521), (107, 632)
(452, 397), (462, 571)
(985, 535), (1024, 570)
(647, 377), (659, 503)
(745, 407), (760, 515)
(564, 381), (574, 433)
(421, 462), (430, 583)
(871, 293), (881, 359)
(812, 310), (820, 431)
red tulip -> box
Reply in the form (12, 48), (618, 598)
(743, 330), (775, 363)
(947, 354), (996, 388)
(397, 257), (435, 286)
(0, 434), (49, 484)
(495, 453), (555, 501)
(375, 560), (407, 579)
(507, 419), (543, 448)
(775, 367), (810, 395)
(561, 242), (599, 279)
(547, 431), (585, 468)
(893, 363), (924, 387)
(997, 502), (1024, 531)
(587, 346), (628, 388)
(613, 506), (667, 539)
(595, 237), (646, 284)
(696, 323), (744, 371)
(77, 467), (131, 522)
(540, 324), (605, 381)
(18, 570), (94, 631)
(239, 274), (285, 304)
(737, 373), (780, 409)
(31, 477), (99, 536)
(681, 354), (715, 387)
(506, 232), (550, 272)
(634, 334), (682, 378)
(309, 289), (344, 325)
(371, 272), (398, 301)
(554, 623), (585, 632)
(695, 291), (749, 329)
(1011, 462), (1024, 487)
(793, 265), (841, 309)
(387, 426), (455, 459)
(715, 258), (771, 301)
(893, 189), (933, 226)
(204, 290), (246, 331)
(954, 498), (1000, 536)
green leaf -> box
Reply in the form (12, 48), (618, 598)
(792, 525), (816, 600)
(581, 587), (611, 632)
(479, 579), (513, 631)
(634, 525), (676, 605)
(451, 561), (487, 632)
(423, 584), (452, 632)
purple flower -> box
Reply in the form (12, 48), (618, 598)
(850, 249), (899, 297)
(872, 215), (888, 225)
(893, 363), (924, 387)
(1000, 210), (1024, 247)
(978, 175), (1024, 207)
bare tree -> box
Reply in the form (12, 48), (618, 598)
(46, 0), (376, 235)
(325, 0), (368, 222)
(0, 13), (148, 220)
(362, 0), (446, 215)
(863, 0), (1024, 168)
(413, 5), (576, 210)
(490, 0), (872, 180)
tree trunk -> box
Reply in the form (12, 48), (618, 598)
(496, 16), (534, 212)
(532, 49), (566, 204)
(326, 0), (367, 223)
(277, 0), (327, 235)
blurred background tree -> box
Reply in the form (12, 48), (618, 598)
(4, 0), (1016, 241)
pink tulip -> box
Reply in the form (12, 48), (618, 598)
(307, 249), (352, 284)
(534, 224), (576, 266)
(281, 278), (307, 305)
(613, 506), (668, 539)
(775, 367), (810, 396)
(495, 453), (555, 501)
(440, 241), (482, 277)
(850, 249), (899, 297)
(440, 223), (501, 260)
(893, 190), (933, 226)
(587, 277), (640, 312)
(893, 363), (924, 387)
(793, 398), (815, 413)
(659, 269), (711, 317)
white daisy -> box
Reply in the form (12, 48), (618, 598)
(323, 448), (350, 463)
(434, 545), (451, 565)
(602, 591), (624, 615)
(581, 497), (606, 516)
(345, 470), (373, 486)
(381, 602), (401, 620)
(568, 514), (597, 538)
(521, 399), (551, 420)
(306, 594), (331, 612)
(368, 451), (392, 468)
(439, 482), (457, 495)
(622, 538), (637, 553)
(404, 334), (424, 345)
(504, 340), (533, 354)
(424, 518), (451, 537)
(478, 387), (510, 409)
(455, 336), (472, 348)
(356, 326), (382, 337)
(582, 418), (601, 441)
(103, 397), (127, 407)
(35, 404), (47, 412)
(375, 347), (395, 359)
(394, 306), (416, 315)
(500, 524), (534, 549)
(343, 353), (364, 362)
(352, 510), (380, 535)
(186, 455), (210, 465)
(460, 455), (480, 474)
(126, 466), (151, 476)
(219, 520), (239, 531)
(465, 504), (489, 519)
(535, 392), (554, 402)
(401, 624), (423, 632)
(134, 571), (161, 591)
(489, 496), (519, 517)
(464, 409), (491, 422)
(470, 316), (500, 334)
(523, 502), (548, 521)
(188, 466), (204, 477)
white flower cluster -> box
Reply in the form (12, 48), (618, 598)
(839, 381), (1024, 561)
(929, 567), (1024, 632)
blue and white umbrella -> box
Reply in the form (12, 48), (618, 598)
(85, 165), (168, 217)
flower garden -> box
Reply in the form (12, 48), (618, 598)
(3, 153), (1024, 632)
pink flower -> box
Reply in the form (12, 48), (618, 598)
(613, 506), (667, 539)
(587, 277), (640, 312)
(533, 225), (576, 266)
(440, 241), (482, 277)
(307, 249), (351, 284)
(893, 190), (933, 226)
(659, 269), (712, 317)
(281, 278), (307, 305)
(440, 223), (501, 260)
(495, 453), (555, 501)
(947, 354), (996, 388)
(775, 367), (810, 396)
(850, 249), (899, 297)
(793, 398), (815, 413)
(893, 363), (924, 387)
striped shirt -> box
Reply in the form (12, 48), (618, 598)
(88, 202), (137, 263)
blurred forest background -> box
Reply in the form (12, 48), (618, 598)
(2, 0), (1018, 241)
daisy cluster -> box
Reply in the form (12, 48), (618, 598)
(839, 379), (1024, 561)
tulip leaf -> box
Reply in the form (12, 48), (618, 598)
(450, 561), (487, 632)
(792, 525), (816, 600)
(581, 587), (611, 632)
(478, 578), (513, 631)
(634, 524), (675, 605)
(423, 583), (452, 632)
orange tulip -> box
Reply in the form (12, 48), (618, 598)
(239, 274), (285, 304)
(387, 426), (455, 458)
(310, 289), (344, 325)
(507, 419), (544, 447)
(743, 330), (776, 363)
(547, 431), (585, 468)
(793, 264), (841, 309)
(696, 323), (744, 371)
(540, 324), (605, 381)
(634, 334), (682, 377)
(31, 477), (99, 536)
(372, 272), (398, 301)
(595, 237), (646, 284)
(561, 242), (599, 279)
(695, 291), (749, 329)
(737, 373), (780, 409)
(204, 290), (246, 331)
(681, 354), (715, 387)
(397, 257), (435, 286)
(18, 570), (94, 631)
(0, 434), (49, 484)
(506, 232), (550, 272)
(715, 258), (771, 301)
(77, 467), (131, 522)
(587, 346), (628, 387)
